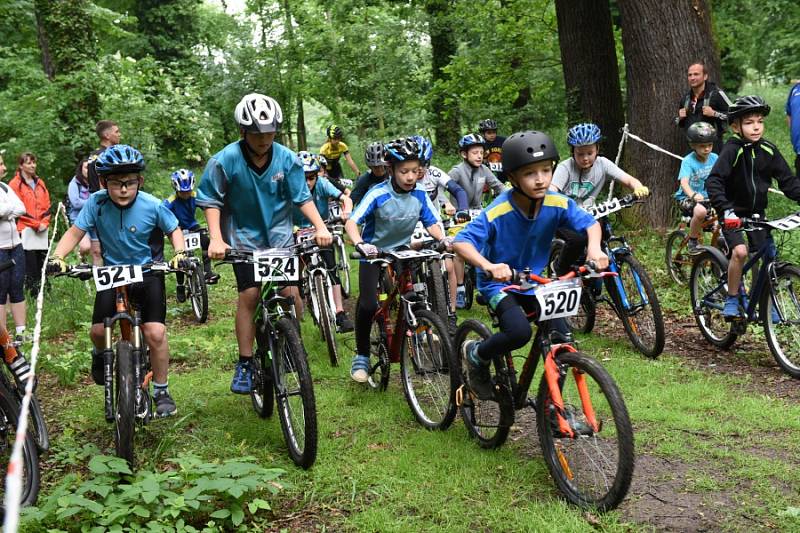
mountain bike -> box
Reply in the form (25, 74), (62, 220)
(411, 219), (452, 325)
(179, 228), (209, 323)
(665, 201), (728, 284)
(453, 265), (634, 511)
(690, 212), (800, 378)
(353, 243), (459, 430)
(444, 208), (483, 310)
(1, 336), (49, 453)
(50, 262), (178, 466)
(220, 247), (317, 468)
(326, 207), (351, 298)
(549, 194), (665, 358)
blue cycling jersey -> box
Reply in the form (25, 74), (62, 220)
(75, 191), (179, 266)
(454, 190), (595, 303)
(293, 177), (342, 228)
(196, 140), (311, 249)
(351, 179), (440, 251)
(162, 192), (200, 230)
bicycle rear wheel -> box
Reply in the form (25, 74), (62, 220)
(188, 262), (208, 323)
(400, 309), (458, 430)
(314, 274), (338, 366)
(251, 319), (274, 418)
(463, 265), (475, 310)
(114, 341), (136, 466)
(368, 315), (390, 391)
(27, 396), (49, 452)
(665, 230), (691, 284)
(453, 319), (513, 449)
(689, 249), (737, 348)
(425, 259), (450, 325)
(337, 237), (352, 298)
(762, 263), (800, 378)
(0, 386), (40, 512)
(610, 254), (665, 358)
(536, 351), (634, 511)
(273, 317), (317, 469)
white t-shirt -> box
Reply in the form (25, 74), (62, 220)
(552, 156), (628, 207)
(418, 165), (451, 206)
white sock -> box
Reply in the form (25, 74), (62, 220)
(15, 326), (25, 336)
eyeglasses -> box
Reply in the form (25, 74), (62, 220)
(105, 178), (140, 190)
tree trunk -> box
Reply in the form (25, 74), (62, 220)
(33, 7), (54, 80)
(425, 0), (459, 152)
(296, 98), (307, 152)
(618, 0), (720, 228)
(555, 0), (624, 160)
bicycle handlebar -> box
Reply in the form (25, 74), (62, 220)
(350, 239), (449, 261)
(50, 261), (178, 281)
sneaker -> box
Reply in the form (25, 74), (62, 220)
(91, 349), (104, 385)
(230, 360), (253, 394)
(350, 355), (370, 383)
(205, 272), (220, 285)
(723, 295), (743, 318)
(8, 355), (35, 390)
(462, 340), (493, 400)
(769, 305), (782, 324)
(176, 284), (186, 303)
(455, 287), (466, 309)
(448, 315), (458, 337)
(153, 390), (177, 418)
(336, 311), (354, 333)
(550, 404), (593, 438)
(687, 238), (701, 254)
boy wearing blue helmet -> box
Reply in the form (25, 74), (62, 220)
(49, 145), (186, 417)
(163, 169), (218, 302)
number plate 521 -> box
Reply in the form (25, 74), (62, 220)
(93, 265), (144, 291)
(535, 278), (582, 320)
(253, 250), (300, 282)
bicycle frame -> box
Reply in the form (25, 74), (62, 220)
(599, 220), (650, 313)
(374, 265), (416, 363)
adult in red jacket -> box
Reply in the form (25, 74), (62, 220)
(9, 152), (51, 295)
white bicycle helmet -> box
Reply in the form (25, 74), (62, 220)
(234, 93), (283, 133)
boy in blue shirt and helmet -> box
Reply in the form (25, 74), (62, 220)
(197, 93), (332, 394)
(453, 131), (608, 400)
(49, 145), (186, 417)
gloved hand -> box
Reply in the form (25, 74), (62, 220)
(170, 251), (188, 270)
(723, 209), (741, 230)
(440, 236), (455, 251)
(454, 210), (470, 224)
(355, 242), (379, 258)
(47, 255), (68, 274)
(633, 186), (650, 198)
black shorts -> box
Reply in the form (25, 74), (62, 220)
(678, 198), (696, 217)
(722, 227), (769, 252)
(92, 275), (166, 325)
(233, 262), (260, 293)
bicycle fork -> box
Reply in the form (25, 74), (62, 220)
(543, 345), (599, 439)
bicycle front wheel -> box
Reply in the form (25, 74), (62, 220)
(665, 230), (691, 284)
(314, 274), (338, 366)
(0, 387), (40, 511)
(188, 262), (208, 323)
(689, 249), (737, 348)
(335, 237), (351, 298)
(251, 319), (274, 418)
(273, 317), (317, 469)
(610, 254), (665, 358)
(536, 351), (634, 511)
(114, 341), (136, 466)
(425, 259), (450, 325)
(400, 309), (458, 430)
(762, 263), (800, 378)
(27, 396), (49, 452)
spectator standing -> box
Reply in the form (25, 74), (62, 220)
(786, 81), (800, 178)
(67, 158), (98, 263)
(676, 61), (732, 153)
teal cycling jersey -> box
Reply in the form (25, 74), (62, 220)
(454, 190), (595, 303)
(351, 179), (440, 251)
(74, 191), (179, 266)
(292, 177), (342, 228)
(196, 140), (311, 249)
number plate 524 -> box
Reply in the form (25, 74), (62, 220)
(253, 250), (300, 282)
(93, 265), (144, 291)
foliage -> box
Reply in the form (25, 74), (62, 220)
(21, 454), (285, 531)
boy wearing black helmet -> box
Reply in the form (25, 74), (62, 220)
(478, 118), (507, 182)
(675, 121), (718, 253)
(707, 95), (800, 318)
(453, 131), (607, 399)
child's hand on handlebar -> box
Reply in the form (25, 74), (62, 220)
(586, 250), (609, 271)
(485, 263), (513, 282)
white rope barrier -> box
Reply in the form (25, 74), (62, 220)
(3, 202), (64, 532)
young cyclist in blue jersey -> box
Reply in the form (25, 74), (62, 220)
(162, 168), (219, 303)
(197, 93), (332, 394)
(350, 142), (390, 206)
(291, 151), (354, 331)
(449, 133), (507, 308)
(674, 122), (719, 253)
(49, 145), (186, 417)
(453, 131), (608, 400)
(344, 137), (452, 382)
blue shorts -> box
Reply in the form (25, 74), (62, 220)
(0, 244), (26, 304)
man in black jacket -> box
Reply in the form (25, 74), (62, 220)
(676, 61), (732, 153)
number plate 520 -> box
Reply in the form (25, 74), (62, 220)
(535, 278), (583, 320)
(93, 265), (144, 291)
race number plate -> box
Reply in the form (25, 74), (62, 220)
(535, 278), (583, 320)
(410, 221), (444, 245)
(468, 209), (483, 219)
(586, 197), (625, 220)
(93, 265), (144, 291)
(183, 231), (201, 251)
(488, 161), (503, 173)
(767, 213), (800, 231)
(389, 249), (440, 261)
(253, 249), (300, 282)
(328, 201), (342, 219)
(295, 227), (316, 244)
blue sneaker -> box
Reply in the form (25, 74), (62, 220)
(769, 305), (782, 324)
(455, 287), (466, 309)
(462, 340), (493, 400)
(723, 295), (743, 318)
(230, 360), (253, 394)
(350, 355), (370, 383)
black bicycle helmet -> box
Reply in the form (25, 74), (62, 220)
(478, 119), (497, 132)
(727, 95), (771, 122)
(686, 121), (717, 143)
(326, 124), (343, 139)
(384, 137), (420, 164)
(501, 131), (559, 174)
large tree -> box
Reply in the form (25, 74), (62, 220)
(425, 0), (460, 152)
(554, 0), (624, 160)
(618, 0), (721, 227)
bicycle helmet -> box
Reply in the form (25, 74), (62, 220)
(234, 93), (282, 133)
(171, 169), (195, 192)
(411, 135), (433, 163)
(326, 124), (343, 139)
(501, 131), (559, 174)
(567, 123), (602, 147)
(95, 144), (146, 176)
(298, 151), (320, 173)
(364, 141), (385, 167)
(686, 121), (717, 143)
(384, 137), (421, 164)
(316, 154), (328, 169)
(458, 133), (486, 150)
(478, 119), (497, 132)
(727, 95), (771, 121)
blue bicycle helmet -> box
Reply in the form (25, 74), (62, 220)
(411, 135), (433, 164)
(384, 137), (420, 164)
(567, 123), (602, 147)
(95, 144), (145, 176)
(171, 169), (195, 192)
(458, 133), (486, 150)
(298, 151), (320, 173)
